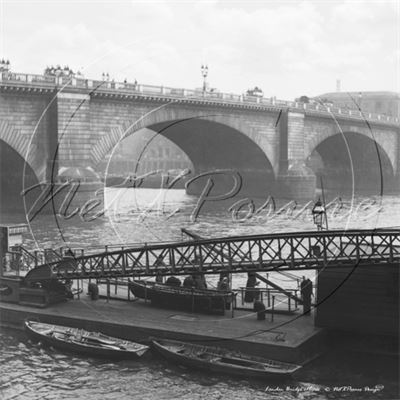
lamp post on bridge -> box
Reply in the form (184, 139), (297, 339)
(357, 91), (363, 109)
(201, 64), (208, 95)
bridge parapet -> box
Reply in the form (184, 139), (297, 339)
(1, 71), (399, 126)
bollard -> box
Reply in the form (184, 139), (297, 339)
(87, 282), (99, 300)
(254, 300), (266, 321)
(270, 295), (275, 322)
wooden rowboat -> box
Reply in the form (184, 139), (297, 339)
(25, 320), (149, 359)
(151, 338), (301, 380)
(128, 279), (232, 315)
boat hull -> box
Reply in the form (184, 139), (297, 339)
(129, 280), (231, 315)
(151, 338), (301, 380)
(25, 321), (149, 359)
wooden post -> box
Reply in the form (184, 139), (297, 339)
(16, 253), (20, 277)
(107, 279), (110, 302)
(0, 226), (9, 277)
(270, 295), (275, 322)
(144, 243), (149, 275)
(77, 279), (80, 299)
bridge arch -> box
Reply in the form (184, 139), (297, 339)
(306, 130), (396, 194)
(0, 120), (48, 179)
(305, 121), (397, 174)
(0, 123), (41, 212)
(91, 107), (277, 195)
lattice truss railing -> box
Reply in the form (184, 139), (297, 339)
(49, 229), (400, 279)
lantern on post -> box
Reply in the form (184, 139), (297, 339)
(312, 198), (326, 231)
(201, 64), (208, 95)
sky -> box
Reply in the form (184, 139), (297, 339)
(0, 0), (398, 99)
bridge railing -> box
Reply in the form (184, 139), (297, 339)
(1, 71), (398, 125)
(31, 229), (400, 280)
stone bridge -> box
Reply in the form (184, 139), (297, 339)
(1, 72), (399, 212)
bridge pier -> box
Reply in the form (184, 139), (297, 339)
(23, 91), (104, 219)
(274, 110), (317, 199)
(276, 164), (316, 199)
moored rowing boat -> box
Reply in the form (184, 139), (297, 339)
(151, 338), (301, 380)
(25, 320), (149, 359)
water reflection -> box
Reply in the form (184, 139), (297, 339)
(0, 328), (397, 400)
(3, 189), (398, 251)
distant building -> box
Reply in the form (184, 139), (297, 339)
(314, 91), (400, 118)
(97, 128), (192, 177)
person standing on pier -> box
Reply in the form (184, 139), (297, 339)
(217, 276), (229, 291)
(154, 256), (166, 283)
(183, 275), (196, 288)
(300, 276), (313, 315)
(193, 273), (207, 290)
(244, 272), (260, 303)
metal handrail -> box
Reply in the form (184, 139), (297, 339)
(25, 229), (400, 279)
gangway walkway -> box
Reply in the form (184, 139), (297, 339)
(20, 228), (400, 280)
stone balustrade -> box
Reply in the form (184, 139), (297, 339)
(0, 71), (399, 125)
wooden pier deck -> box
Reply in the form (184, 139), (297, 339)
(0, 296), (325, 365)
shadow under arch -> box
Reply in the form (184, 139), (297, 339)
(0, 139), (41, 216)
(306, 131), (395, 195)
(141, 118), (276, 197)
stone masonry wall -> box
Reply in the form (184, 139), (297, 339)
(57, 92), (91, 170)
(0, 92), (51, 180)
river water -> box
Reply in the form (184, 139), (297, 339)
(0, 188), (399, 399)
